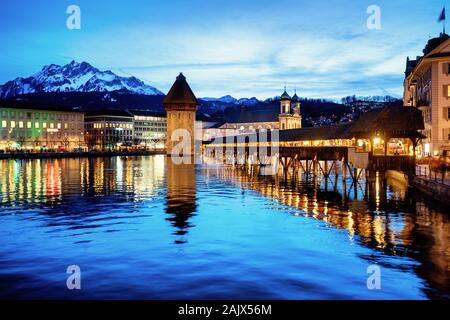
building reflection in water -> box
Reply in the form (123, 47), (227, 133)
(205, 164), (450, 299)
(165, 158), (197, 244)
(0, 156), (166, 208)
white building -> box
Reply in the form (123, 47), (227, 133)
(129, 110), (167, 149)
(404, 33), (450, 156)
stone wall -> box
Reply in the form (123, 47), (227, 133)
(410, 176), (450, 205)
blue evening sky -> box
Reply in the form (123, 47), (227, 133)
(0, 0), (447, 99)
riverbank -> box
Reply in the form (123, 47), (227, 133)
(0, 150), (166, 160)
(410, 175), (450, 206)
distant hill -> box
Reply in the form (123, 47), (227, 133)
(3, 91), (165, 112)
(207, 98), (351, 127)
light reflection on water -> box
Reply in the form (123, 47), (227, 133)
(0, 156), (449, 299)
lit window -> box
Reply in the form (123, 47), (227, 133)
(1, 120), (6, 128)
(27, 122), (32, 128)
(19, 121), (24, 128)
(50, 123), (54, 129)
(64, 123), (68, 129)
(57, 123), (61, 129)
(447, 85), (450, 97)
(35, 122), (40, 129)
(43, 122), (47, 128)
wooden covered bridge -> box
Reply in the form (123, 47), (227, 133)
(203, 106), (425, 180)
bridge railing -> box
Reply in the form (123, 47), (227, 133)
(368, 155), (415, 174)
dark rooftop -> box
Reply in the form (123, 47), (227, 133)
(0, 100), (78, 113)
(128, 109), (166, 117)
(225, 110), (279, 123)
(348, 105), (424, 136)
(85, 109), (133, 118)
(163, 73), (198, 105)
(280, 90), (291, 101)
(405, 33), (450, 78)
(423, 33), (449, 55)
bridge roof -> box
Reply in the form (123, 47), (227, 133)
(205, 106), (425, 144)
(280, 123), (352, 141)
(348, 106), (424, 135)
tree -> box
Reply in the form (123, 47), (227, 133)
(33, 137), (40, 151)
(133, 138), (142, 147)
(62, 137), (70, 150)
(17, 136), (26, 150)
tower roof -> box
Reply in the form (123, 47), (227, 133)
(163, 73), (198, 105)
(292, 93), (300, 102)
(280, 90), (291, 101)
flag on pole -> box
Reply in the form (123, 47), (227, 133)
(438, 7), (446, 34)
(438, 7), (446, 22)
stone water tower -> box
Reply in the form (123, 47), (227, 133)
(163, 73), (198, 156)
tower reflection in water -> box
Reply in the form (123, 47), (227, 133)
(165, 158), (197, 244)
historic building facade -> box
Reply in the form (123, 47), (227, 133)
(84, 110), (133, 150)
(278, 89), (302, 130)
(0, 104), (84, 151)
(163, 73), (198, 156)
(404, 33), (450, 156)
(203, 88), (303, 141)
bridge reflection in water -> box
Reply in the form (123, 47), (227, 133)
(202, 162), (450, 299)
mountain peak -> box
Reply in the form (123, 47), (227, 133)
(0, 61), (163, 99)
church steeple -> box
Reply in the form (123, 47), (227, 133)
(280, 86), (291, 114)
(291, 88), (300, 116)
(278, 85), (302, 130)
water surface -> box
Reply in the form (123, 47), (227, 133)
(0, 156), (449, 299)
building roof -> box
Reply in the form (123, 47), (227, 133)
(0, 100), (78, 113)
(229, 111), (278, 123)
(423, 33), (450, 56)
(280, 90), (291, 101)
(128, 109), (166, 117)
(291, 93), (300, 102)
(348, 106), (424, 136)
(163, 73), (198, 105)
(224, 106), (279, 124)
(280, 123), (352, 141)
(85, 109), (133, 118)
(406, 33), (450, 78)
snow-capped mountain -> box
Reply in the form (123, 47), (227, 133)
(236, 97), (259, 106)
(0, 60), (163, 99)
(200, 95), (260, 106)
(201, 95), (238, 104)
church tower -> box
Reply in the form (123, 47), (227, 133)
(279, 88), (291, 130)
(163, 73), (198, 156)
(280, 88), (291, 114)
(278, 87), (302, 130)
(291, 91), (302, 129)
